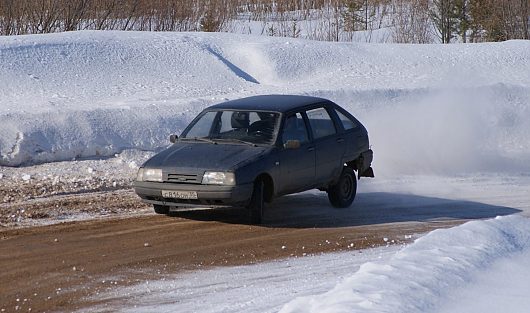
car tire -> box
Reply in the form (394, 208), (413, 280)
(327, 167), (357, 208)
(247, 179), (265, 224)
(153, 204), (170, 215)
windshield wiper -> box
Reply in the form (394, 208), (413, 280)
(212, 138), (258, 147)
(180, 137), (217, 144)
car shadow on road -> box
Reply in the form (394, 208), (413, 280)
(168, 191), (521, 228)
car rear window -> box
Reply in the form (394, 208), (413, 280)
(335, 109), (358, 130)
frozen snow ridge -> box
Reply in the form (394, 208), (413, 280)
(0, 31), (529, 167)
(280, 215), (530, 313)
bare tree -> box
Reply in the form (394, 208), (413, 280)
(392, 0), (432, 43)
(523, 0), (529, 39)
(430, 0), (460, 43)
(90, 0), (120, 30)
(343, 0), (368, 32)
(0, 0), (527, 42)
(0, 0), (16, 35)
(63, 0), (90, 31)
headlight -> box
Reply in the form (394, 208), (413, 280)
(202, 171), (236, 185)
(136, 168), (163, 182)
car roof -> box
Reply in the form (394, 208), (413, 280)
(207, 95), (330, 113)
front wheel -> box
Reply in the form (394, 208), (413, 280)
(247, 179), (265, 224)
(327, 167), (357, 208)
(153, 204), (170, 215)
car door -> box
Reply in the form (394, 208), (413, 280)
(332, 106), (367, 162)
(277, 112), (316, 194)
(305, 105), (345, 185)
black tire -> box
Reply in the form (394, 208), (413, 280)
(327, 167), (357, 208)
(247, 179), (265, 224)
(153, 204), (170, 215)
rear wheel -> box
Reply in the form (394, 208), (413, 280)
(327, 167), (357, 208)
(153, 204), (170, 215)
(247, 179), (265, 224)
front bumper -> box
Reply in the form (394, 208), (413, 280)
(133, 181), (253, 208)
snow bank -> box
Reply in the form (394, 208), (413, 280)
(436, 248), (530, 313)
(86, 246), (402, 313)
(1, 31), (529, 169)
(280, 215), (530, 313)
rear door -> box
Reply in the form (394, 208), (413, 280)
(305, 105), (345, 185)
(332, 106), (367, 160)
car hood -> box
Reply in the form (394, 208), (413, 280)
(143, 141), (270, 173)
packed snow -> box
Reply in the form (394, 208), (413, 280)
(436, 249), (530, 313)
(86, 246), (403, 313)
(0, 31), (529, 173)
(80, 171), (530, 313)
(281, 215), (530, 313)
(87, 215), (530, 313)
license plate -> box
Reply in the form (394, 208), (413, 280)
(161, 190), (198, 200)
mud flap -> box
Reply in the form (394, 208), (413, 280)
(360, 166), (375, 178)
(357, 149), (374, 179)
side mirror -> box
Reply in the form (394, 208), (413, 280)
(169, 134), (178, 143)
(283, 140), (301, 149)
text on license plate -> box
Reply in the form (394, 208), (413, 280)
(161, 190), (198, 199)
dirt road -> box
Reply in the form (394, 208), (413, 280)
(0, 188), (517, 312)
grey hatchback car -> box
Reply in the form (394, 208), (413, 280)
(134, 95), (374, 224)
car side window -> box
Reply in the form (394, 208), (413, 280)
(335, 109), (358, 130)
(306, 107), (336, 139)
(282, 113), (309, 144)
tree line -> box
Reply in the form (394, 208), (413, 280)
(428, 0), (529, 42)
(0, 0), (528, 43)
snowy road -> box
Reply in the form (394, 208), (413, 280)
(279, 215), (530, 313)
(78, 174), (530, 313)
(1, 173), (528, 312)
(85, 216), (530, 313)
(87, 246), (403, 313)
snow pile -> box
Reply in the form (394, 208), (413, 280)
(1, 31), (529, 169)
(86, 246), (402, 313)
(437, 248), (530, 313)
(280, 215), (530, 313)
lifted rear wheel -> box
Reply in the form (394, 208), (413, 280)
(153, 204), (170, 215)
(327, 167), (357, 208)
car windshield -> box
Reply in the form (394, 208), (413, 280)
(182, 110), (280, 145)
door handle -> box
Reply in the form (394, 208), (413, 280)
(307, 147), (315, 152)
(337, 138), (345, 143)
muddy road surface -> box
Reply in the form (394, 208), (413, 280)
(0, 187), (518, 313)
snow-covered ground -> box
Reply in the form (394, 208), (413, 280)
(87, 245), (403, 313)
(281, 215), (530, 313)
(1, 31), (530, 312)
(80, 170), (530, 313)
(86, 215), (530, 313)
(1, 31), (529, 173)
